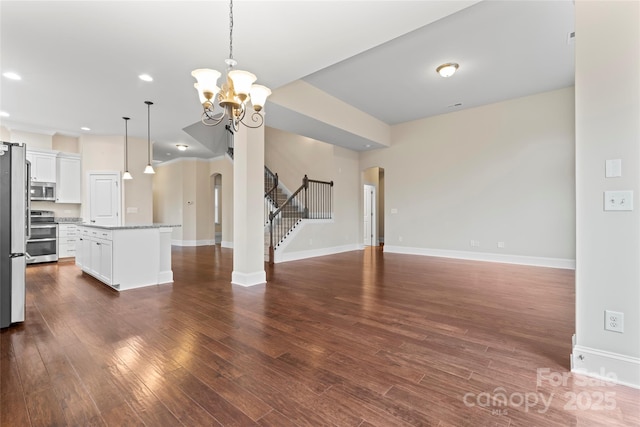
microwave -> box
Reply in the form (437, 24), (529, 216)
(30, 182), (56, 201)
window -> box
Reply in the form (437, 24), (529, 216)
(214, 185), (220, 224)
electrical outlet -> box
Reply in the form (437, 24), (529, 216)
(470, 240), (480, 247)
(497, 241), (505, 248)
(605, 310), (624, 333)
(398, 236), (403, 242)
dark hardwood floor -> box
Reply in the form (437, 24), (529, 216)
(2, 246), (639, 426)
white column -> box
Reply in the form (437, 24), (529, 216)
(573, 0), (640, 387)
(231, 119), (266, 287)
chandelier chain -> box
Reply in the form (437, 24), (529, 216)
(228, 0), (234, 60)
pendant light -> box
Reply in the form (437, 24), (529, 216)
(122, 117), (133, 180)
(143, 100), (155, 174)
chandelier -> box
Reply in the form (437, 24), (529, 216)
(191, 0), (271, 131)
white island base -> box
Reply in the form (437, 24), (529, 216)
(76, 224), (177, 291)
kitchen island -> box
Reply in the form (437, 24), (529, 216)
(76, 224), (180, 291)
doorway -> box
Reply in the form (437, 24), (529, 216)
(364, 184), (376, 246)
(363, 166), (385, 247)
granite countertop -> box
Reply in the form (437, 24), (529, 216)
(78, 223), (181, 230)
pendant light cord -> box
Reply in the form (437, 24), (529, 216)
(145, 101), (153, 164)
(123, 117), (129, 170)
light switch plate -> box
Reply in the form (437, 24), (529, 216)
(604, 191), (633, 211)
(605, 159), (622, 178)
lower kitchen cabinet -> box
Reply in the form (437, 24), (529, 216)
(58, 224), (78, 258)
(75, 225), (176, 291)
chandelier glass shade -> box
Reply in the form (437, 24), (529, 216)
(191, 0), (271, 131)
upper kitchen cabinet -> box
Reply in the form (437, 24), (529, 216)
(56, 153), (81, 204)
(26, 149), (57, 183)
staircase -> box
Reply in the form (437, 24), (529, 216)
(228, 140), (333, 264)
(263, 168), (307, 261)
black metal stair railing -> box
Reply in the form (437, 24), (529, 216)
(224, 129), (334, 263)
(264, 166), (279, 209)
(268, 175), (333, 263)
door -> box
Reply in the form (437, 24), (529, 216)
(363, 185), (376, 246)
(89, 173), (120, 225)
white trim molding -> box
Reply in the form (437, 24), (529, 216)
(171, 239), (215, 247)
(383, 246), (576, 270)
(221, 241), (233, 249)
(571, 345), (640, 389)
(231, 270), (266, 287)
(275, 243), (361, 263)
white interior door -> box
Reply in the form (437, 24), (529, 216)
(89, 173), (120, 225)
(364, 185), (376, 246)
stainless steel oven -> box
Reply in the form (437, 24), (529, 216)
(26, 210), (58, 264)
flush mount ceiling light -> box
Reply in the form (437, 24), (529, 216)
(191, 0), (271, 131)
(143, 101), (155, 174)
(2, 72), (21, 80)
(122, 117), (133, 180)
(436, 63), (459, 78)
(80, 126), (91, 131)
(176, 144), (188, 151)
(138, 74), (153, 82)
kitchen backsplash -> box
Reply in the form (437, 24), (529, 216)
(31, 201), (81, 218)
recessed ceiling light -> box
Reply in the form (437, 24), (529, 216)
(80, 126), (91, 131)
(436, 63), (459, 78)
(176, 144), (188, 151)
(139, 74), (153, 82)
(3, 72), (21, 80)
(0, 111), (10, 117)
(364, 144), (372, 148)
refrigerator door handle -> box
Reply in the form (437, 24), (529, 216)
(25, 252), (33, 260)
(26, 160), (31, 240)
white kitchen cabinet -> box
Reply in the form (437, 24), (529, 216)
(56, 154), (81, 203)
(77, 227), (113, 285)
(58, 224), (78, 258)
(75, 225), (176, 291)
(98, 240), (112, 284)
(26, 150), (57, 183)
(76, 230), (91, 269)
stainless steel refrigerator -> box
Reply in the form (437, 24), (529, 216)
(0, 141), (29, 328)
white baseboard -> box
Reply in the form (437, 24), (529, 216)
(221, 241), (233, 249)
(275, 243), (362, 263)
(383, 245), (575, 269)
(571, 345), (640, 389)
(157, 271), (173, 284)
(231, 270), (266, 287)
(171, 239), (215, 247)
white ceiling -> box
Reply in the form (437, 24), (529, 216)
(0, 1), (574, 160)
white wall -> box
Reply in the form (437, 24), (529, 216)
(573, 0), (640, 387)
(154, 156), (233, 246)
(360, 87), (576, 267)
(79, 134), (152, 225)
(153, 159), (184, 241)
